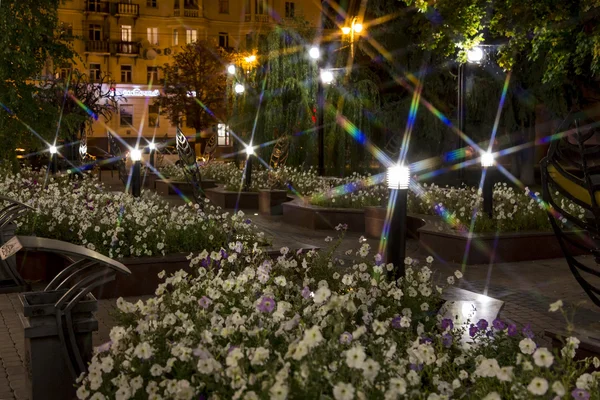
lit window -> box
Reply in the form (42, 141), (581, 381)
(57, 64), (72, 80)
(120, 105), (133, 126)
(218, 32), (229, 49)
(217, 124), (230, 146)
(89, 63), (101, 82)
(148, 104), (159, 127)
(121, 65), (132, 83)
(121, 25), (132, 41)
(172, 29), (179, 46)
(186, 29), (197, 44)
(147, 66), (159, 84)
(147, 27), (158, 45)
(219, 0), (229, 14)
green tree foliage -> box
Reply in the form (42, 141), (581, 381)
(0, 0), (73, 165)
(156, 40), (231, 135)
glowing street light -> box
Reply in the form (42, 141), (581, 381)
(341, 26), (351, 35)
(244, 144), (255, 157)
(148, 141), (156, 168)
(481, 151), (496, 218)
(467, 46), (484, 63)
(227, 64), (236, 75)
(245, 55), (256, 63)
(309, 46), (320, 60)
(49, 145), (57, 155)
(320, 70), (334, 85)
(148, 141), (156, 151)
(234, 83), (245, 94)
(386, 164), (411, 279)
(130, 148), (142, 198)
(49, 145), (58, 174)
(353, 23), (363, 33)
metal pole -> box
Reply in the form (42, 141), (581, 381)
(317, 61), (325, 176)
(132, 160), (141, 197)
(483, 166), (494, 218)
(244, 155), (253, 190)
(386, 188), (408, 280)
(457, 63), (466, 184)
(149, 149), (155, 169)
(51, 154), (58, 174)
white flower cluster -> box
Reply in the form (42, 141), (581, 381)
(0, 167), (263, 258)
(77, 239), (599, 399)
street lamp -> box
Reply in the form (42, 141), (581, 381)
(341, 26), (351, 35)
(227, 64), (236, 75)
(386, 164), (410, 280)
(244, 144), (254, 190)
(341, 17), (364, 58)
(234, 83), (245, 94)
(148, 141), (156, 168)
(311, 43), (334, 176)
(130, 147), (142, 198)
(320, 70), (334, 84)
(49, 145), (58, 174)
(457, 45), (485, 184)
(309, 46), (320, 60)
(481, 151), (495, 218)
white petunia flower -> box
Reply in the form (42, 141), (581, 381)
(532, 347), (554, 368)
(549, 299), (563, 312)
(527, 377), (548, 395)
(345, 345), (366, 369)
(519, 338), (536, 355)
(333, 382), (355, 400)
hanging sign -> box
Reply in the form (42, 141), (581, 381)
(116, 88), (160, 97)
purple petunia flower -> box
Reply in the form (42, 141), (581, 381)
(522, 324), (534, 339)
(220, 249), (228, 259)
(96, 341), (112, 353)
(301, 287), (311, 299)
(420, 337), (433, 344)
(572, 389), (590, 400)
(391, 316), (402, 329)
(507, 324), (518, 336)
(200, 257), (211, 268)
(492, 319), (505, 330)
(477, 319), (488, 331)
(339, 332), (353, 344)
(198, 296), (212, 309)
(469, 324), (478, 337)
(257, 296), (276, 313)
(486, 330), (494, 338)
(441, 318), (454, 331)
(409, 364), (423, 372)
(442, 333), (453, 348)
(245, 219), (252, 224)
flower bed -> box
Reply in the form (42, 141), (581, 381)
(0, 168), (264, 259)
(77, 240), (600, 399)
(282, 200), (366, 231)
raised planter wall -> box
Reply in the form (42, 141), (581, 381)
(364, 206), (426, 239)
(205, 188), (259, 210)
(154, 179), (217, 196)
(282, 201), (365, 232)
(259, 190), (290, 215)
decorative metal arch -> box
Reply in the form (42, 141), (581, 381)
(270, 135), (290, 169)
(384, 130), (402, 158)
(541, 119), (600, 307)
(11, 236), (131, 379)
(0, 196), (35, 292)
(107, 132), (127, 185)
(175, 127), (204, 202)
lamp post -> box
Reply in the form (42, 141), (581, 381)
(148, 141), (156, 168)
(234, 83), (245, 94)
(481, 151), (495, 218)
(244, 144), (254, 191)
(457, 46), (484, 184)
(386, 164), (410, 280)
(130, 147), (142, 198)
(310, 46), (334, 176)
(49, 145), (58, 174)
(342, 17), (363, 59)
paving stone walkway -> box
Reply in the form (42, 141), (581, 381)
(1, 174), (599, 398)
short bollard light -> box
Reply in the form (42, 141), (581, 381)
(227, 64), (236, 75)
(49, 145), (58, 174)
(130, 147), (142, 198)
(386, 164), (410, 279)
(234, 83), (245, 94)
(148, 141), (156, 168)
(244, 144), (254, 190)
(481, 151), (495, 218)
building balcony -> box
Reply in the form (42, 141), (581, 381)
(85, 0), (109, 14)
(244, 14), (251, 22)
(254, 15), (270, 22)
(174, 8), (199, 17)
(113, 2), (139, 17)
(85, 40), (110, 54)
(113, 41), (140, 55)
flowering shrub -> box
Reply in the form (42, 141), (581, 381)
(199, 162), (241, 183)
(0, 168), (264, 258)
(309, 173), (388, 209)
(156, 164), (186, 181)
(77, 238), (599, 399)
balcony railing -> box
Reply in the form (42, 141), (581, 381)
(244, 14), (251, 22)
(85, 40), (110, 53)
(113, 2), (139, 17)
(173, 8), (199, 17)
(113, 41), (139, 55)
(254, 15), (270, 22)
(85, 0), (109, 13)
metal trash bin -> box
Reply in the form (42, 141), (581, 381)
(19, 289), (98, 400)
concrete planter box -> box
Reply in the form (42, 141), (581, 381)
(364, 206), (426, 239)
(419, 225), (589, 264)
(154, 179), (217, 196)
(259, 189), (290, 215)
(205, 187), (259, 210)
(282, 201), (365, 232)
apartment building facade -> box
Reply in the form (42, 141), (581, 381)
(57, 0), (320, 153)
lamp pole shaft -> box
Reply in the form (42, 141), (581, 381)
(457, 63), (466, 184)
(386, 188), (408, 280)
(149, 150), (155, 169)
(51, 154), (58, 174)
(483, 166), (494, 218)
(132, 160), (141, 198)
(317, 61), (325, 176)
(245, 155), (253, 190)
